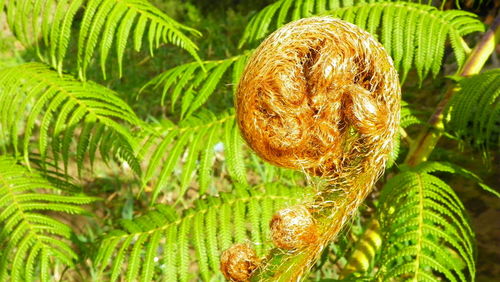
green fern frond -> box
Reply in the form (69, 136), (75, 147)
(139, 110), (238, 202)
(142, 51), (251, 118)
(327, 2), (483, 81)
(94, 184), (307, 281)
(415, 161), (499, 197)
(3, 0), (201, 79)
(0, 63), (142, 175)
(240, 0), (427, 46)
(376, 162), (476, 281)
(0, 156), (96, 281)
(445, 69), (499, 156)
(238, 0), (325, 47)
(239, 0), (483, 81)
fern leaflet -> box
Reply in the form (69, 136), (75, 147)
(445, 70), (499, 156)
(377, 162), (476, 281)
(3, 0), (201, 79)
(142, 52), (251, 118)
(139, 110), (239, 201)
(0, 156), (96, 281)
(0, 63), (142, 175)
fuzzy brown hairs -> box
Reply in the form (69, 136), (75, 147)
(233, 16), (400, 279)
(236, 16), (400, 185)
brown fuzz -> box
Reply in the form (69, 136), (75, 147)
(220, 244), (260, 281)
(270, 205), (319, 250)
(236, 17), (400, 182)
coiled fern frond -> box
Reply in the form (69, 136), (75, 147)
(445, 69), (499, 156)
(94, 184), (308, 281)
(1, 0), (201, 79)
(0, 156), (96, 281)
(0, 63), (142, 175)
(377, 162), (477, 281)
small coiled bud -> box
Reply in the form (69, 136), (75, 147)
(270, 205), (319, 250)
(220, 244), (260, 281)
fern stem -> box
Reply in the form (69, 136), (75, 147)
(405, 12), (500, 166)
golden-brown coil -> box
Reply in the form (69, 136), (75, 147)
(270, 205), (319, 250)
(236, 16), (400, 182)
(220, 244), (260, 281)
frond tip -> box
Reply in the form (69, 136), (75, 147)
(220, 244), (260, 282)
(0, 156), (96, 281)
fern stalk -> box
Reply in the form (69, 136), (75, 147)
(405, 12), (500, 166)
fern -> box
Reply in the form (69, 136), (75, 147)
(0, 156), (96, 281)
(445, 69), (499, 156)
(142, 51), (251, 119)
(376, 162), (476, 281)
(400, 100), (423, 129)
(239, 0), (483, 81)
(2, 0), (201, 79)
(387, 100), (423, 167)
(0, 63), (142, 175)
(94, 184), (307, 281)
(139, 110), (248, 202)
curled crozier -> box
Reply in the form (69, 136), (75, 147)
(236, 16), (400, 182)
(234, 17), (400, 280)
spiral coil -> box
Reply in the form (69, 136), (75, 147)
(236, 17), (400, 184)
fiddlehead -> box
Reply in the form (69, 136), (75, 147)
(227, 16), (400, 280)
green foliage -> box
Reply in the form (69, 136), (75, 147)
(445, 70), (500, 155)
(0, 156), (96, 281)
(0, 63), (142, 175)
(328, 2), (483, 81)
(240, 0), (483, 81)
(387, 100), (422, 167)
(400, 100), (423, 129)
(94, 184), (307, 281)
(138, 51), (257, 200)
(139, 110), (244, 201)
(1, 0), (201, 79)
(377, 162), (476, 281)
(142, 51), (251, 118)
